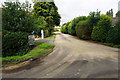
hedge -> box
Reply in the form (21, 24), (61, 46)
(68, 16), (87, 35)
(2, 30), (30, 57)
(76, 20), (91, 39)
(106, 25), (120, 44)
(91, 14), (112, 42)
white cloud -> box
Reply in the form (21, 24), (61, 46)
(54, 0), (120, 25)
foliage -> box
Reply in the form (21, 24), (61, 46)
(2, 30), (30, 57)
(91, 14), (112, 42)
(46, 35), (55, 39)
(2, 2), (35, 33)
(60, 25), (64, 33)
(62, 22), (70, 34)
(103, 43), (120, 48)
(33, 2), (61, 33)
(88, 10), (101, 27)
(68, 16), (87, 35)
(106, 9), (113, 17)
(106, 26), (120, 44)
(44, 30), (50, 38)
(33, 16), (47, 36)
(2, 42), (54, 65)
(76, 20), (91, 39)
(116, 11), (120, 17)
(115, 20), (120, 27)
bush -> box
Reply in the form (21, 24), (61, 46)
(60, 25), (64, 33)
(2, 2), (35, 33)
(106, 26), (120, 44)
(68, 16), (87, 35)
(76, 20), (92, 39)
(44, 30), (50, 38)
(88, 11), (101, 27)
(62, 22), (70, 34)
(91, 26), (108, 42)
(91, 14), (112, 42)
(2, 30), (30, 57)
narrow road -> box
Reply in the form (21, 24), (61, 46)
(3, 33), (118, 78)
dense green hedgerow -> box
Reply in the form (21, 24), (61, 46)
(106, 23), (120, 44)
(2, 30), (30, 57)
(61, 22), (70, 34)
(68, 16), (87, 35)
(91, 26), (108, 42)
(76, 20), (92, 39)
(91, 14), (112, 42)
(44, 30), (50, 38)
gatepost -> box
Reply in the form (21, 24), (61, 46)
(41, 30), (44, 39)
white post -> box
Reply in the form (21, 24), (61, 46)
(41, 30), (44, 39)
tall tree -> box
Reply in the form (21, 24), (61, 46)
(33, 2), (61, 33)
(106, 9), (113, 18)
(88, 10), (101, 27)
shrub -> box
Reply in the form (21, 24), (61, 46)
(68, 16), (87, 35)
(62, 22), (70, 34)
(106, 26), (120, 44)
(91, 14), (112, 42)
(2, 2), (35, 33)
(88, 10), (101, 27)
(91, 26), (108, 42)
(2, 30), (30, 57)
(76, 20), (92, 39)
(44, 30), (50, 38)
(60, 25), (64, 33)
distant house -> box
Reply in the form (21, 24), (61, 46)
(112, 1), (120, 27)
(55, 26), (61, 32)
(112, 17), (117, 27)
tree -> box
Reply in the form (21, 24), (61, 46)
(33, 2), (61, 33)
(116, 11), (120, 17)
(88, 10), (101, 27)
(68, 16), (87, 35)
(106, 9), (113, 18)
(116, 11), (120, 21)
(2, 2), (35, 33)
(91, 14), (112, 42)
(76, 20), (91, 39)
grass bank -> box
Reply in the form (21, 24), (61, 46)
(103, 43), (120, 48)
(2, 42), (54, 66)
(46, 35), (55, 39)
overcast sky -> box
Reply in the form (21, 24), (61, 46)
(0, 0), (120, 25)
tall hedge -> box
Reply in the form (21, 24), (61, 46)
(2, 30), (30, 57)
(61, 22), (70, 34)
(91, 14), (112, 42)
(76, 20), (91, 39)
(68, 16), (87, 35)
(106, 21), (120, 44)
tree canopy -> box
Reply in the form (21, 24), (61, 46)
(33, 2), (61, 33)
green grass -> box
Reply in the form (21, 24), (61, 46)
(103, 43), (120, 48)
(2, 42), (54, 65)
(46, 35), (55, 39)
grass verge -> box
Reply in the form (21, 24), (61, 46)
(2, 42), (54, 66)
(46, 35), (55, 39)
(103, 43), (120, 48)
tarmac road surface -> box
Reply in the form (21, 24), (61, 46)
(2, 33), (119, 78)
